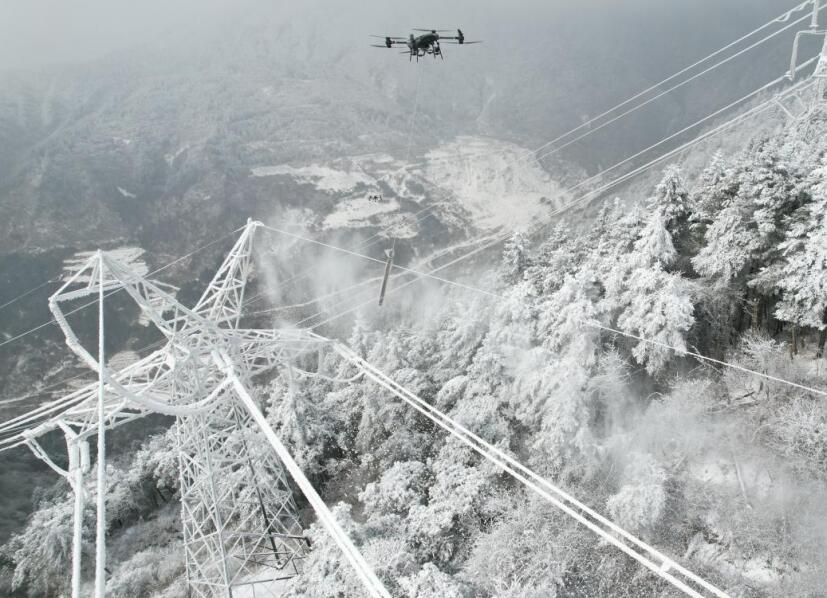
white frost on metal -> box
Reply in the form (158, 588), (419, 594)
(13, 221), (388, 598)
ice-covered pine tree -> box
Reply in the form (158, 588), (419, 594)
(500, 231), (531, 284)
(648, 165), (690, 235)
(524, 223), (583, 296)
(690, 151), (736, 231)
(774, 162), (827, 356)
(693, 139), (806, 287)
(613, 196), (694, 374)
(631, 210), (677, 269)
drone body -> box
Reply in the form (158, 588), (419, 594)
(370, 28), (481, 61)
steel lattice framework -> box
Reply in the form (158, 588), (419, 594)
(20, 221), (330, 597)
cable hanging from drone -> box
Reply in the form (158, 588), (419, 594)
(378, 239), (395, 307)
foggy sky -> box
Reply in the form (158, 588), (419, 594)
(0, 0), (796, 71)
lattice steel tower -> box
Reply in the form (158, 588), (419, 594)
(20, 221), (324, 597)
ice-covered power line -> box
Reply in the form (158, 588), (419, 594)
(336, 343), (731, 598)
(262, 195), (827, 400)
(254, 72), (825, 400)
(261, 59), (821, 337)
(0, 338), (168, 413)
(532, 5), (823, 164)
(0, 277), (58, 313)
(415, 0), (820, 171)
(259, 75), (827, 402)
(548, 73), (818, 215)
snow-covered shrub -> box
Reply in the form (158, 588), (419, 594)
(359, 460), (429, 516)
(606, 453), (668, 536)
(399, 563), (469, 598)
(106, 544), (185, 598)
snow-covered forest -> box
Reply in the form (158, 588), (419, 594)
(2, 108), (826, 597)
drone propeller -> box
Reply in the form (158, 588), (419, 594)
(369, 35), (407, 40)
(441, 41), (482, 44)
(413, 28), (453, 32)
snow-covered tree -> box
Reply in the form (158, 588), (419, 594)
(500, 232), (531, 284)
(617, 266), (694, 374)
(631, 209), (677, 269)
(694, 139), (806, 280)
(606, 453), (668, 537)
(773, 164), (827, 352)
(360, 460), (428, 517)
(525, 223), (582, 296)
(691, 197), (759, 282)
(648, 165), (691, 236)
(106, 544), (185, 598)
(691, 151), (735, 230)
(398, 563), (469, 598)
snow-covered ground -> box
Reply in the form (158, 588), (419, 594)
(323, 196), (400, 229)
(231, 572), (289, 598)
(252, 137), (566, 234)
(422, 136), (566, 230)
(251, 163), (375, 193)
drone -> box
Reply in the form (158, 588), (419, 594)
(370, 28), (481, 61)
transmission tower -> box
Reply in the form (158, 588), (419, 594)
(788, 0), (827, 108)
(18, 221), (326, 597)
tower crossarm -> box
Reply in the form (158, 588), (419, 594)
(194, 219), (261, 327)
(1, 220), (380, 597)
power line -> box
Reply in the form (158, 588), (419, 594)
(338, 344), (730, 598)
(411, 0), (818, 171)
(0, 338), (168, 415)
(337, 9), (819, 287)
(533, 7), (821, 165)
(0, 277), (59, 313)
(350, 2), (811, 231)
(259, 83), (826, 399)
(265, 73), (814, 323)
